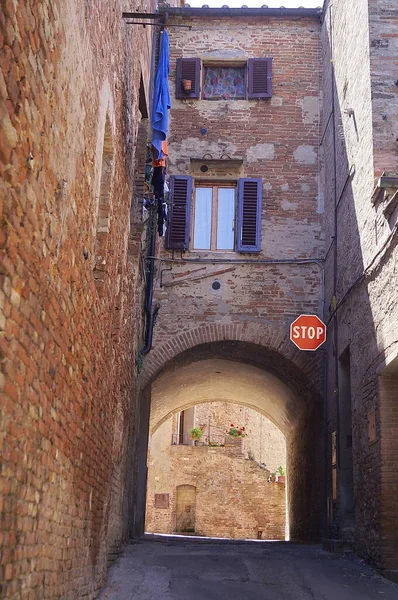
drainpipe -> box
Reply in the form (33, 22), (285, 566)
(140, 207), (159, 356)
(329, 1), (341, 536)
(139, 23), (161, 357)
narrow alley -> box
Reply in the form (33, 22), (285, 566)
(1, 0), (398, 598)
(99, 538), (397, 600)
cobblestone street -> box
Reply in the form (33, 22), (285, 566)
(99, 538), (398, 600)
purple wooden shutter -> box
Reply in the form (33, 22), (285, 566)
(176, 58), (201, 99)
(247, 58), (272, 99)
(236, 178), (262, 252)
(166, 176), (193, 250)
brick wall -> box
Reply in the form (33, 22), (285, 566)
(154, 13), (323, 351)
(321, 0), (398, 574)
(146, 417), (286, 540)
(368, 0), (398, 175)
(0, 1), (152, 597)
(193, 401), (286, 472)
(379, 367), (398, 575)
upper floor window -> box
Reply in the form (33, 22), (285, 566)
(176, 57), (272, 100)
(193, 184), (236, 250)
(203, 67), (245, 101)
(166, 176), (262, 253)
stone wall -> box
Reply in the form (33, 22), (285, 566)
(0, 1), (152, 598)
(185, 401), (286, 472)
(321, 0), (398, 575)
(146, 416), (286, 540)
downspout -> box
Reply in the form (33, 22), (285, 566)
(140, 208), (159, 356)
(329, 1), (341, 535)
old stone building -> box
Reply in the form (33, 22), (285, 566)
(145, 402), (286, 538)
(321, 0), (398, 580)
(1, 0), (398, 598)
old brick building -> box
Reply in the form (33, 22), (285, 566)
(138, 2), (325, 551)
(1, 0), (398, 598)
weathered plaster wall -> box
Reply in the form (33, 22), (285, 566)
(0, 1), (152, 598)
(146, 417), (286, 540)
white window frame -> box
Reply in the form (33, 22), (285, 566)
(191, 182), (237, 251)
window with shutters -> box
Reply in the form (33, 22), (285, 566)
(176, 58), (272, 100)
(166, 176), (262, 253)
(193, 184), (236, 250)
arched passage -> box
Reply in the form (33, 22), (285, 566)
(146, 399), (287, 540)
(134, 339), (324, 543)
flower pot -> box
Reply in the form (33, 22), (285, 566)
(182, 79), (192, 92)
(277, 475), (285, 484)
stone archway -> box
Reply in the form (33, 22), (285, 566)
(134, 338), (324, 543)
(139, 322), (323, 394)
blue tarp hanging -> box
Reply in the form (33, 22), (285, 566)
(151, 30), (171, 160)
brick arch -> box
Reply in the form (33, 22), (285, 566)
(139, 321), (323, 392)
(136, 324), (325, 543)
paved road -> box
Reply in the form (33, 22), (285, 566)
(99, 537), (398, 600)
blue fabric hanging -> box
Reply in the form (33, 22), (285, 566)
(152, 30), (171, 160)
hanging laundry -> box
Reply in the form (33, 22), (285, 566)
(152, 166), (165, 199)
(157, 198), (168, 237)
(151, 30), (171, 161)
(152, 140), (168, 168)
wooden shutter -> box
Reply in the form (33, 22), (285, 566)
(176, 58), (201, 99)
(236, 178), (262, 252)
(247, 58), (272, 99)
(166, 175), (193, 250)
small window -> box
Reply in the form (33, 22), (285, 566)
(202, 66), (246, 100)
(176, 58), (272, 100)
(193, 184), (236, 250)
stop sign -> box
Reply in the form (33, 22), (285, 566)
(290, 314), (326, 351)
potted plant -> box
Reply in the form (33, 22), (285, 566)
(226, 424), (247, 438)
(189, 426), (204, 445)
(277, 466), (286, 484)
(182, 79), (192, 93)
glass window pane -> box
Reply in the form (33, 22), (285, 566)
(194, 188), (212, 249)
(203, 67), (245, 100)
(217, 188), (235, 250)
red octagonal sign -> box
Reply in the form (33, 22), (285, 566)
(290, 314), (327, 351)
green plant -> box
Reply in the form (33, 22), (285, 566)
(277, 465), (286, 477)
(247, 448), (255, 461)
(189, 427), (204, 441)
(226, 424), (247, 437)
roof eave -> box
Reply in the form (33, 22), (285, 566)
(158, 6), (323, 19)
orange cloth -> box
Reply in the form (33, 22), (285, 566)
(152, 140), (168, 167)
